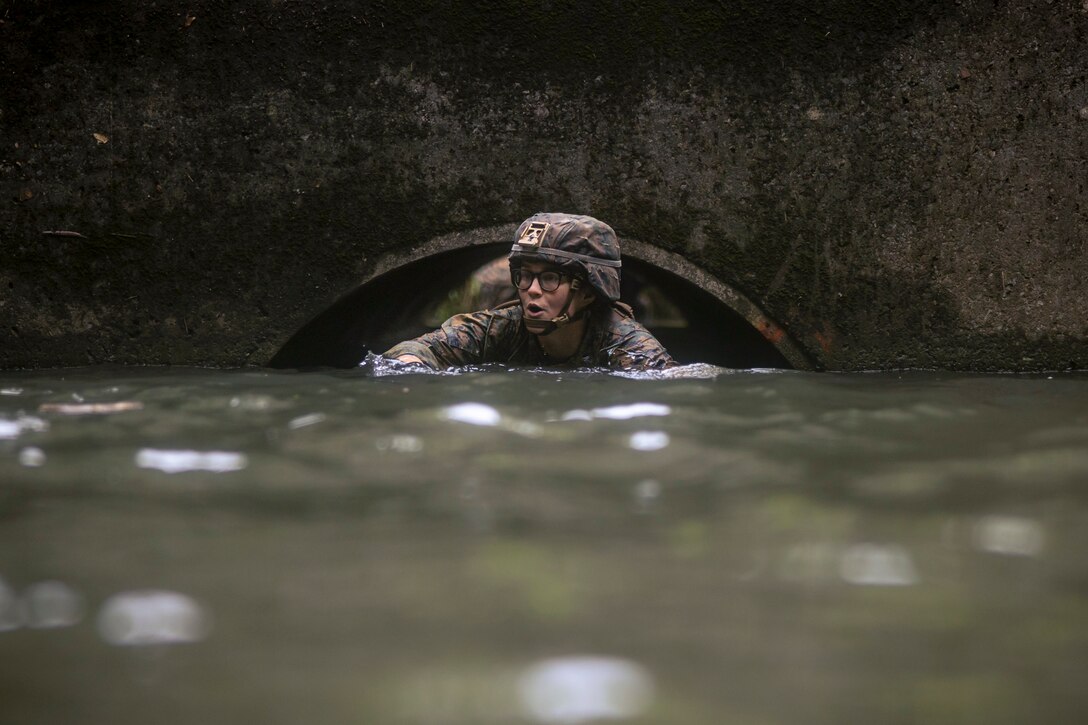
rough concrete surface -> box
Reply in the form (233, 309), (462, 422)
(1, 0), (1085, 370)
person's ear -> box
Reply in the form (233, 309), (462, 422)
(577, 285), (597, 308)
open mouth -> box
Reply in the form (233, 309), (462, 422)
(526, 303), (546, 316)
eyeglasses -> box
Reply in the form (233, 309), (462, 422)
(512, 268), (568, 292)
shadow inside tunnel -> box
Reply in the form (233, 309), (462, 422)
(268, 242), (797, 370)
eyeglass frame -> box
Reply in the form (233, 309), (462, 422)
(510, 267), (572, 293)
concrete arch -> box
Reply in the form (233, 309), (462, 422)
(269, 224), (813, 370)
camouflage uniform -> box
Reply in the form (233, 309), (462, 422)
(383, 212), (676, 371)
(384, 301), (676, 370)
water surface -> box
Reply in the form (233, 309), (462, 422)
(2, 365), (1087, 724)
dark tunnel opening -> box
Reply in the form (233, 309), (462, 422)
(268, 242), (806, 370)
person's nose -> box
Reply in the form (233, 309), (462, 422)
(526, 275), (544, 295)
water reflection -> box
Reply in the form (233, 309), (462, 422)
(23, 580), (85, 628)
(779, 542), (840, 583)
(518, 656), (655, 723)
(443, 402), (502, 426)
(2, 368), (1088, 723)
(97, 590), (210, 646)
(0, 579), (85, 631)
(0, 576), (21, 631)
(0, 420), (22, 439)
(558, 402), (671, 421)
(0, 414), (48, 439)
(839, 544), (919, 587)
(134, 448), (248, 473)
(375, 434), (424, 453)
(777, 543), (919, 587)
(287, 412), (327, 429)
(396, 666), (520, 723)
(228, 394), (280, 411)
(19, 446), (46, 467)
(632, 479), (662, 513)
(628, 431), (670, 451)
(38, 401), (143, 415)
(440, 402), (546, 438)
(973, 516), (1045, 557)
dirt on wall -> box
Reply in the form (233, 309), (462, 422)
(1, 0), (1086, 370)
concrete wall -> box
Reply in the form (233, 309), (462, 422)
(2, 0), (1086, 371)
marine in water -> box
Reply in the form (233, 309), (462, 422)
(384, 212), (676, 371)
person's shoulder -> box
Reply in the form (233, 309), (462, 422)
(438, 303), (521, 347)
(442, 302), (519, 329)
(488, 299), (523, 321)
(594, 303), (677, 370)
(600, 303), (653, 338)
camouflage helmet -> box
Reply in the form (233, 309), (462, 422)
(509, 212), (622, 301)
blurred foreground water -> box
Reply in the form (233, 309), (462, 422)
(2, 363), (1088, 724)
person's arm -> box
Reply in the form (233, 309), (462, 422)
(382, 311), (494, 369)
(382, 338), (444, 369)
(608, 339), (677, 371)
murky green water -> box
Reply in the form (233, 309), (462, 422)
(2, 363), (1088, 724)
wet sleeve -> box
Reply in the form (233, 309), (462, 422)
(606, 326), (678, 371)
(382, 312), (492, 369)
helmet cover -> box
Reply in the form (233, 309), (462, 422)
(508, 212), (622, 301)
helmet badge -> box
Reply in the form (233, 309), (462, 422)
(517, 221), (550, 248)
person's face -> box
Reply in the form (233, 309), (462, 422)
(515, 262), (594, 326)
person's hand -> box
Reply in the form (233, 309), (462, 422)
(396, 354), (425, 365)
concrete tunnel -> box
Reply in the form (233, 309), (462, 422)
(268, 224), (811, 370)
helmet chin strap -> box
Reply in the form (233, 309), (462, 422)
(523, 277), (587, 336)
